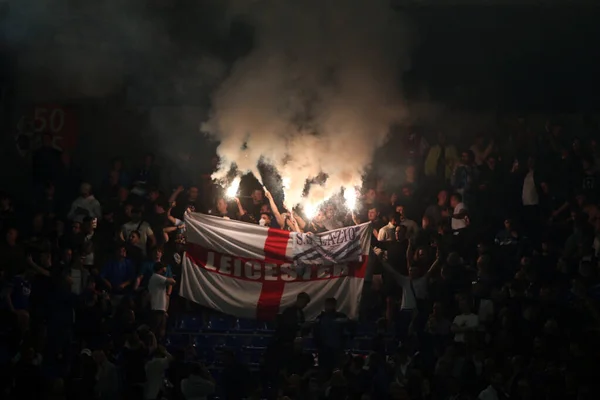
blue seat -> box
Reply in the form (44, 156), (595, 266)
(198, 348), (217, 363)
(237, 319), (265, 332)
(178, 316), (203, 331)
(247, 350), (263, 364)
(260, 321), (276, 332)
(250, 335), (268, 348)
(235, 335), (254, 347)
(208, 316), (234, 332)
(165, 333), (188, 348)
(195, 334), (228, 348)
(225, 335), (243, 348)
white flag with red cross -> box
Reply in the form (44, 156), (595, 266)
(180, 212), (371, 321)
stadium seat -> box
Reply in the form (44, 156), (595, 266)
(198, 348), (217, 364)
(236, 335), (254, 347)
(225, 335), (243, 348)
(178, 316), (203, 331)
(195, 334), (227, 349)
(208, 316), (234, 332)
(260, 320), (276, 332)
(249, 335), (268, 348)
(165, 333), (188, 348)
(247, 350), (263, 364)
(237, 318), (265, 332)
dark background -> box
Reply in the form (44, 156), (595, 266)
(1, 2), (600, 197)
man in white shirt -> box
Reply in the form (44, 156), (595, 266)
(148, 263), (176, 340)
(452, 297), (479, 343)
(521, 157), (539, 207)
(394, 205), (419, 239)
(450, 193), (468, 231)
(120, 208), (156, 256)
(68, 182), (102, 223)
(380, 244), (441, 339)
(377, 212), (400, 242)
(181, 362), (216, 400)
(144, 345), (173, 400)
(478, 372), (508, 400)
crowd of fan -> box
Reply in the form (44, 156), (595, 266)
(0, 120), (600, 400)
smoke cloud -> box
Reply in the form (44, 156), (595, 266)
(203, 0), (414, 208)
(3, 0), (227, 101)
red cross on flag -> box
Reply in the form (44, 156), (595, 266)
(181, 213), (371, 321)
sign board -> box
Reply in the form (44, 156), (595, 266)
(14, 105), (78, 157)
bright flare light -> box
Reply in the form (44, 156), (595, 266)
(343, 187), (358, 211)
(304, 202), (318, 220)
(282, 176), (291, 190)
(225, 177), (241, 198)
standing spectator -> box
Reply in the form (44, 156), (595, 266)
(470, 134), (494, 167)
(378, 212), (400, 243)
(107, 157), (130, 189)
(169, 185), (203, 218)
(313, 298), (349, 373)
(380, 244), (440, 340)
(451, 297), (479, 343)
(132, 153), (160, 195)
(424, 190), (450, 229)
(452, 150), (479, 206)
(67, 183), (102, 223)
(450, 193), (468, 232)
(138, 247), (173, 290)
(100, 245), (135, 302)
(144, 345), (173, 400)
(424, 132), (459, 183)
(120, 208), (156, 256)
(93, 350), (120, 400)
(148, 262), (176, 340)
(180, 363), (216, 400)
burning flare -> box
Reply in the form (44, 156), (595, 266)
(304, 202), (318, 221)
(225, 177), (241, 198)
(343, 187), (358, 211)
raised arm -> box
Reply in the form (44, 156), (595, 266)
(288, 210), (303, 233)
(294, 213), (307, 230)
(169, 186), (184, 204)
(424, 245), (441, 278)
(482, 139), (494, 160)
(265, 189), (285, 228)
(234, 197), (246, 217)
(406, 239), (414, 269)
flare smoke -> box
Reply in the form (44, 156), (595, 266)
(203, 0), (413, 208)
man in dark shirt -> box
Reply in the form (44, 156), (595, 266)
(171, 186), (204, 219)
(275, 292), (311, 346)
(313, 298), (349, 373)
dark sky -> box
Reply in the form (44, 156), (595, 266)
(402, 7), (600, 112)
(3, 3), (599, 113)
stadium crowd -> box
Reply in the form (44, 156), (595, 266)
(0, 119), (600, 400)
